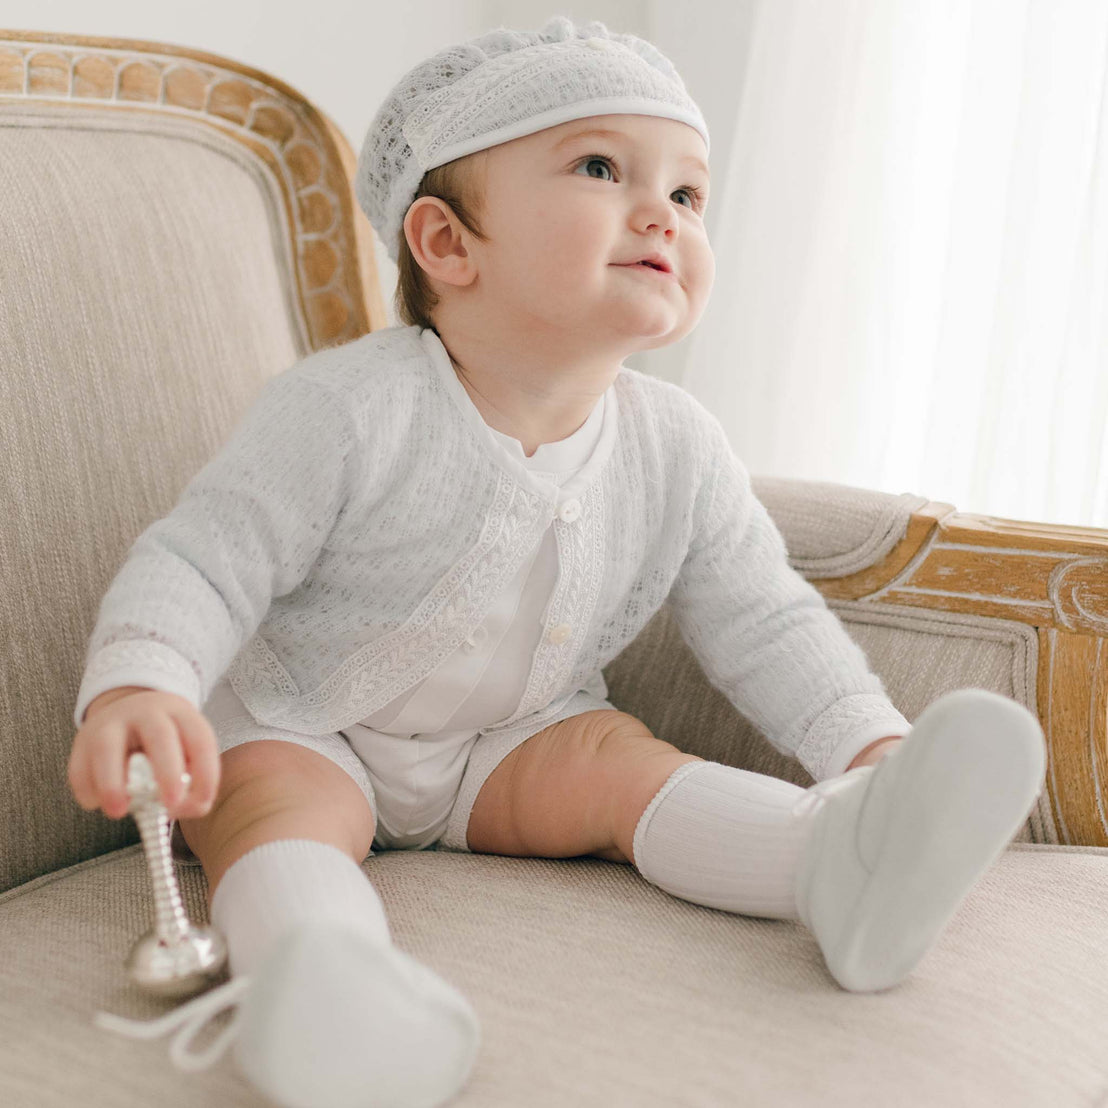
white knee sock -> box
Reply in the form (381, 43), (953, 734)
(209, 838), (392, 976)
(631, 761), (813, 921)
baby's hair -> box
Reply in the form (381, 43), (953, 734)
(395, 151), (490, 331)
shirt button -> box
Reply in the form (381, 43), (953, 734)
(547, 623), (572, 645)
(557, 498), (582, 523)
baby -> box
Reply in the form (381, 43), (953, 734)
(67, 16), (1047, 1108)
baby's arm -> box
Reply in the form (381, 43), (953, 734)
(73, 370), (356, 729)
(668, 410), (910, 782)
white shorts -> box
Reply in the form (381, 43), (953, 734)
(170, 675), (616, 864)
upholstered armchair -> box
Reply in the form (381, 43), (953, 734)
(3, 29), (1106, 1107)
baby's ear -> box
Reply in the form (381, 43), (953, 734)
(403, 197), (475, 287)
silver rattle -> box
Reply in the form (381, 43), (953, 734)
(121, 750), (227, 997)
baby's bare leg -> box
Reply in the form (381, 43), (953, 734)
(178, 739), (480, 1107)
(466, 709), (703, 863)
(178, 739), (377, 908)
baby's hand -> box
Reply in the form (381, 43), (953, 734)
(67, 687), (220, 821)
(845, 736), (904, 772)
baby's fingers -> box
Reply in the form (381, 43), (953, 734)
(87, 725), (134, 819)
(171, 709), (220, 819)
(67, 738), (101, 812)
(134, 712), (190, 813)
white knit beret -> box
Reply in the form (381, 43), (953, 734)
(355, 15), (710, 265)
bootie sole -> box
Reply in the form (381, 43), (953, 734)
(800, 688), (1046, 993)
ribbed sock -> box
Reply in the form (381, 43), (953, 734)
(209, 838), (391, 977)
(631, 760), (814, 921)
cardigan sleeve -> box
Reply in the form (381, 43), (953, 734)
(73, 370), (358, 728)
(666, 409), (910, 781)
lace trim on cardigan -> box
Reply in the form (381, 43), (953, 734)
(227, 471), (551, 732)
(794, 693), (912, 781)
(82, 637), (202, 701)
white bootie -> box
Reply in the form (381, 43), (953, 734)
(93, 921), (481, 1108)
(234, 922), (481, 1108)
(793, 688), (1046, 993)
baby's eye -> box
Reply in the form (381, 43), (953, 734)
(674, 186), (707, 213)
(574, 154), (615, 181)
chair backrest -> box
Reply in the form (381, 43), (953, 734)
(0, 29), (385, 893)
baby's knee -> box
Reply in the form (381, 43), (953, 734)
(180, 740), (376, 876)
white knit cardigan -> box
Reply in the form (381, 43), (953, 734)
(74, 324), (910, 782)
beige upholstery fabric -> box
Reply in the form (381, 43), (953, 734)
(751, 476), (930, 577)
(1, 845), (1106, 1107)
(0, 105), (305, 892)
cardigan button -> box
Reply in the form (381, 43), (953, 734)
(546, 623), (572, 645)
(557, 498), (582, 523)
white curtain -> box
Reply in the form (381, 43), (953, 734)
(683, 0), (1108, 529)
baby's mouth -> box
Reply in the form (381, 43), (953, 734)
(619, 261), (676, 279)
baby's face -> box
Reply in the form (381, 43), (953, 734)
(467, 113), (714, 353)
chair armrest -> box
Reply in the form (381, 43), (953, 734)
(811, 501), (1108, 847)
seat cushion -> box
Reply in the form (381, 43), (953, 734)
(1, 845), (1105, 1106)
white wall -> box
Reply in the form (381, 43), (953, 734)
(2, 0), (745, 383)
(645, 0), (756, 385)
